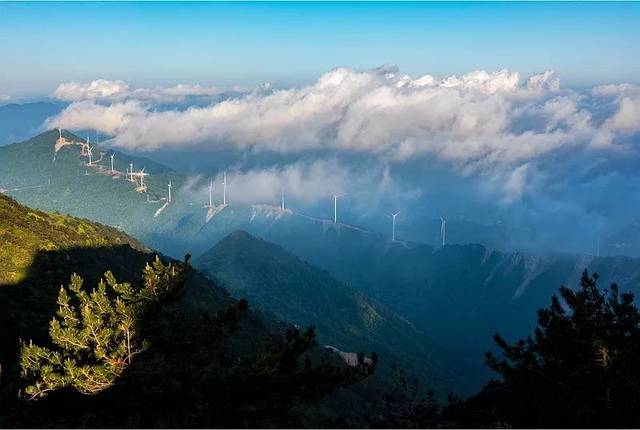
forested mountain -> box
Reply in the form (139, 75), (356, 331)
(0, 131), (512, 259)
(278, 237), (640, 358)
(5, 130), (640, 394)
(0, 195), (376, 427)
(194, 231), (477, 395)
(4, 135), (640, 427)
(193, 220), (640, 388)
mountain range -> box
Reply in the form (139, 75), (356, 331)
(4, 130), (640, 393)
(0, 193), (387, 427)
(194, 230), (477, 394)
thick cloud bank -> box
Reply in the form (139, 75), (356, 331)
(48, 68), (635, 165)
(48, 67), (640, 197)
(45, 67), (640, 256)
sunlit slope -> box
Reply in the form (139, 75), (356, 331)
(0, 193), (235, 349)
(0, 194), (149, 284)
(0, 131), (405, 259)
(0, 130), (190, 240)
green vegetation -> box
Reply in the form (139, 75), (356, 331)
(475, 270), (640, 427)
(195, 230), (465, 396)
(21, 256), (187, 399)
(0, 193), (148, 284)
(5, 153), (640, 426)
(0, 130), (186, 246)
(0, 195), (376, 427)
(372, 270), (640, 428)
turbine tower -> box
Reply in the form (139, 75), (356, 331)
(281, 189), (285, 211)
(58, 128), (62, 141)
(222, 172), (227, 206)
(87, 144), (94, 166)
(208, 179), (214, 208)
(138, 167), (149, 188)
(110, 153), (115, 173)
(168, 181), (172, 203)
(332, 193), (344, 224)
(391, 211), (400, 241)
(128, 162), (135, 182)
(440, 216), (447, 247)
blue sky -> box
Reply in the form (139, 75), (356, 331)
(1, 1), (639, 96)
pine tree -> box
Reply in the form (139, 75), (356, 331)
(474, 270), (640, 427)
(20, 255), (188, 399)
(374, 364), (440, 428)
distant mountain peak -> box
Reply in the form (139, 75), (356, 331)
(194, 230), (465, 395)
(225, 229), (255, 241)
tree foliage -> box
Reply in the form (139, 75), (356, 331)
(19, 255), (189, 399)
(455, 270), (640, 427)
(373, 364), (440, 428)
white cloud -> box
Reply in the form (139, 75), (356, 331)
(591, 84), (640, 133)
(0, 94), (10, 102)
(525, 70), (560, 92)
(47, 67), (639, 201)
(51, 68), (567, 156)
(592, 83), (639, 98)
(46, 100), (144, 135)
(504, 164), (529, 201)
(182, 159), (417, 211)
(605, 95), (640, 133)
(53, 79), (130, 102)
(439, 69), (520, 94)
(52, 79), (245, 103)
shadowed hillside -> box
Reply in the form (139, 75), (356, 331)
(0, 195), (377, 427)
(195, 230), (478, 396)
(0, 193), (235, 383)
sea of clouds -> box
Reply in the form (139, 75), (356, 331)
(44, 66), (640, 254)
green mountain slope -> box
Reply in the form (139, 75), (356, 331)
(284, 237), (640, 360)
(0, 193), (234, 368)
(194, 230), (470, 395)
(0, 130), (183, 236)
(6, 130), (640, 394)
(0, 195), (378, 427)
(0, 192), (149, 284)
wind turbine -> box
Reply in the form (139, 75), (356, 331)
(110, 153), (115, 173)
(440, 216), (447, 247)
(207, 179), (214, 208)
(87, 144), (94, 166)
(58, 128), (62, 141)
(222, 172), (227, 206)
(138, 167), (149, 188)
(128, 162), (134, 182)
(168, 181), (172, 203)
(391, 211), (400, 241)
(332, 193), (345, 224)
(281, 189), (285, 211)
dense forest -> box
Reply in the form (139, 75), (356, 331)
(0, 195), (376, 427)
(2, 193), (640, 427)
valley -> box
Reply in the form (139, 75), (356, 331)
(4, 130), (640, 396)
